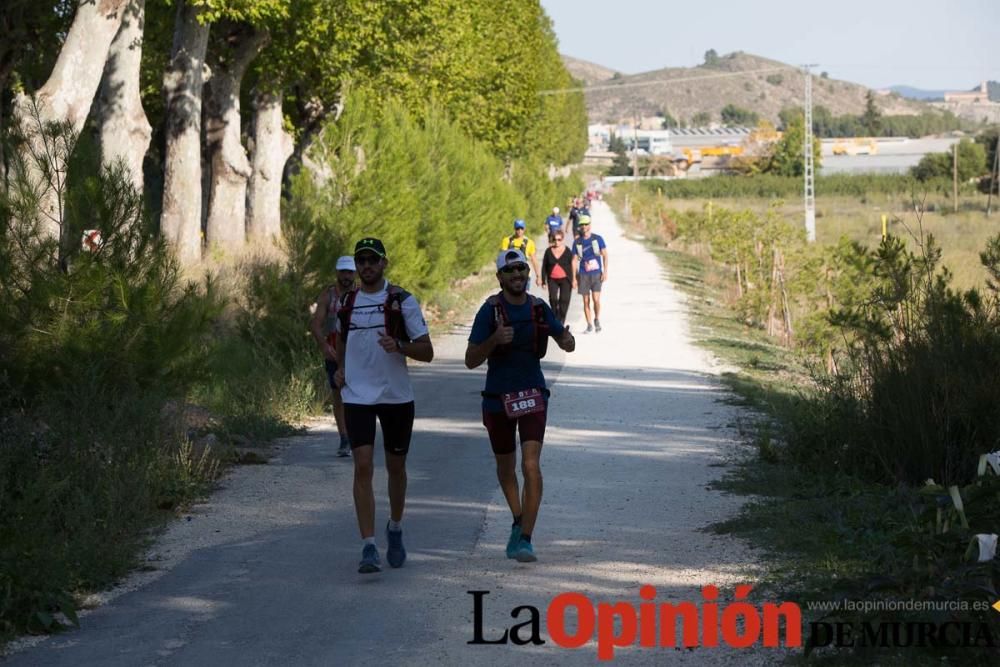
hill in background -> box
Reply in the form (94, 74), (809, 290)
(889, 85), (949, 101)
(562, 54), (621, 86)
(566, 51), (933, 125)
(890, 81), (1000, 102)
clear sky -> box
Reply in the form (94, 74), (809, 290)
(540, 0), (999, 91)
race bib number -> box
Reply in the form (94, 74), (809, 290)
(584, 258), (600, 272)
(502, 388), (545, 419)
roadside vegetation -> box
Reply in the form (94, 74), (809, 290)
(1, 1), (585, 644)
(0, 109), (581, 646)
(609, 172), (1000, 663)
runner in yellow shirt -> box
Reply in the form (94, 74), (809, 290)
(500, 219), (541, 288)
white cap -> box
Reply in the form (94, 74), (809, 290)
(496, 248), (528, 270)
(553, 206), (560, 214)
(335, 255), (356, 271)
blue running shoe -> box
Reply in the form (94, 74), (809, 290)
(386, 523), (406, 568)
(505, 524), (522, 559)
(358, 543), (381, 574)
(515, 539), (537, 563)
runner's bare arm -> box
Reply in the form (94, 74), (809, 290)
(556, 327), (576, 353)
(571, 255), (579, 288)
(334, 327), (346, 388)
(387, 333), (434, 362)
(310, 289), (336, 359)
(601, 248), (609, 282)
(465, 325), (512, 369)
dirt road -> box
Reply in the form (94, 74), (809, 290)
(6, 200), (764, 665)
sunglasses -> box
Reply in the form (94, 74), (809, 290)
(354, 254), (382, 266)
(500, 263), (529, 274)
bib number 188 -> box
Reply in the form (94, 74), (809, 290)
(502, 389), (545, 419)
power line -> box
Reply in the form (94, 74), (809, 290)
(539, 66), (799, 96)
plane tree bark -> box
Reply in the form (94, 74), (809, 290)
(95, 0), (152, 191)
(160, 0), (210, 265)
(246, 89), (293, 244)
(11, 0), (130, 249)
(203, 22), (268, 253)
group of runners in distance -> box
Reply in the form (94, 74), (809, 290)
(310, 191), (606, 573)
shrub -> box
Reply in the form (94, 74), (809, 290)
(285, 91), (579, 294)
(912, 139), (988, 182)
(0, 120), (221, 640)
(814, 233), (1000, 486)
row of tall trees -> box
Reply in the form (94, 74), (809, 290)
(778, 92), (968, 139)
(1, 0), (587, 266)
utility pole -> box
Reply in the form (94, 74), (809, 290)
(953, 141), (959, 213)
(632, 112), (639, 183)
(802, 64), (817, 242)
(988, 136), (999, 216)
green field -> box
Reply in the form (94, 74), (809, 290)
(624, 186), (1000, 289)
(612, 182), (1000, 288)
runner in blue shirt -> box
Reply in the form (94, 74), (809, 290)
(465, 248), (575, 563)
(572, 217), (609, 333)
(544, 207), (563, 237)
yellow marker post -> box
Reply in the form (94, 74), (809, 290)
(993, 599), (1000, 614)
(881, 214), (888, 241)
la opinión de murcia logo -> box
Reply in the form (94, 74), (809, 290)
(469, 585), (801, 660)
(468, 586), (1000, 660)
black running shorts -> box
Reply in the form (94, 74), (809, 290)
(344, 402), (415, 455)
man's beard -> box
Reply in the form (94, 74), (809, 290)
(503, 277), (527, 297)
(337, 276), (355, 291)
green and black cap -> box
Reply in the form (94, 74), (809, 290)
(354, 237), (387, 259)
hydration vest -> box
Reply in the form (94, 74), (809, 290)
(324, 286), (343, 348)
(574, 237), (603, 265)
(506, 236), (531, 254)
(337, 284), (411, 344)
(487, 292), (550, 359)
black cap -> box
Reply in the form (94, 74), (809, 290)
(354, 237), (387, 259)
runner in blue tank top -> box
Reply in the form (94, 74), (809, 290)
(572, 217), (609, 333)
(465, 248), (575, 563)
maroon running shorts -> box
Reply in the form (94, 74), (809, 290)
(482, 408), (547, 455)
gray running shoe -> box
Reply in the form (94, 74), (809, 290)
(336, 441), (351, 458)
(358, 544), (381, 574)
(584, 323), (593, 333)
(594, 318), (602, 332)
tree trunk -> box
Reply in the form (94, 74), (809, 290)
(11, 0), (130, 246)
(203, 23), (268, 254)
(96, 0), (151, 192)
(247, 90), (293, 244)
(160, 0), (210, 266)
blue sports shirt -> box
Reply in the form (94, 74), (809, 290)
(573, 234), (607, 275)
(469, 295), (564, 412)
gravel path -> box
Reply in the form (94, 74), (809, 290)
(5, 200), (767, 665)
